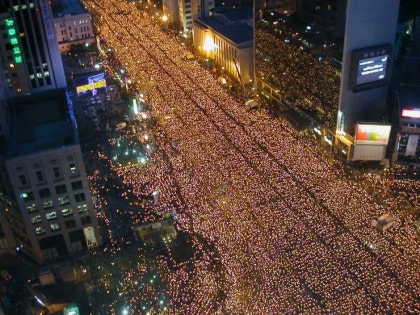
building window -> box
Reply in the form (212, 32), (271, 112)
(77, 204), (88, 213)
(46, 211), (57, 220)
(71, 180), (83, 191)
(35, 227), (46, 235)
(20, 192), (34, 202)
(62, 208), (73, 216)
(27, 204), (37, 212)
(30, 215), (42, 224)
(38, 188), (51, 199)
(65, 220), (76, 229)
(50, 223), (60, 231)
(42, 200), (54, 210)
(55, 184), (67, 194)
(69, 163), (77, 175)
(74, 193), (85, 203)
(80, 216), (92, 225)
(35, 170), (44, 183)
(19, 174), (28, 186)
(53, 167), (61, 179)
(58, 196), (70, 206)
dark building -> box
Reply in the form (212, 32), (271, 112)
(0, 89), (101, 263)
(0, 0), (66, 97)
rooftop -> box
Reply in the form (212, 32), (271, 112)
(194, 19), (253, 45)
(7, 88), (77, 157)
(210, 6), (253, 21)
(51, 0), (88, 17)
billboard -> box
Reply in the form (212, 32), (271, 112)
(354, 123), (391, 145)
(401, 109), (420, 119)
(75, 72), (107, 96)
(349, 44), (392, 92)
(352, 144), (387, 161)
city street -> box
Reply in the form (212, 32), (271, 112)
(80, 0), (420, 314)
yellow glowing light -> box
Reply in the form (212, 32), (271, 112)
(203, 34), (214, 53)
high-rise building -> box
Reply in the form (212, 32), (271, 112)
(254, 0), (405, 162)
(0, 89), (101, 263)
(0, 1), (101, 263)
(162, 0), (215, 31)
(0, 0), (66, 97)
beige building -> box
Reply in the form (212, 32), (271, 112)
(193, 7), (254, 84)
(52, 0), (95, 52)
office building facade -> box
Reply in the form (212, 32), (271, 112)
(52, 0), (95, 53)
(0, 0), (66, 97)
(0, 89), (101, 263)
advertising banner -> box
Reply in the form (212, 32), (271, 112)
(355, 124), (391, 145)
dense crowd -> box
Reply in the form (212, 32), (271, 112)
(82, 0), (420, 314)
(255, 27), (341, 129)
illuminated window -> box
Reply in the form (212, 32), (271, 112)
(69, 163), (77, 174)
(46, 212), (57, 220)
(35, 227), (46, 235)
(62, 208), (73, 216)
(42, 200), (53, 209)
(58, 196), (70, 206)
(27, 204), (37, 212)
(77, 204), (88, 213)
(21, 192), (34, 202)
(31, 215), (41, 224)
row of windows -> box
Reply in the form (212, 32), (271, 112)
(22, 181), (83, 199)
(31, 205), (89, 224)
(59, 26), (91, 35)
(54, 19), (90, 28)
(28, 203), (88, 214)
(34, 216), (92, 235)
(60, 33), (93, 41)
(17, 160), (79, 187)
(22, 192), (86, 207)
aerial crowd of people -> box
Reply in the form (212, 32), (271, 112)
(255, 28), (341, 129)
(81, 0), (420, 314)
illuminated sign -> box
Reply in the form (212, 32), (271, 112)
(349, 44), (392, 92)
(355, 123), (391, 145)
(76, 73), (107, 96)
(356, 54), (388, 86)
(4, 18), (23, 64)
(401, 109), (420, 119)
